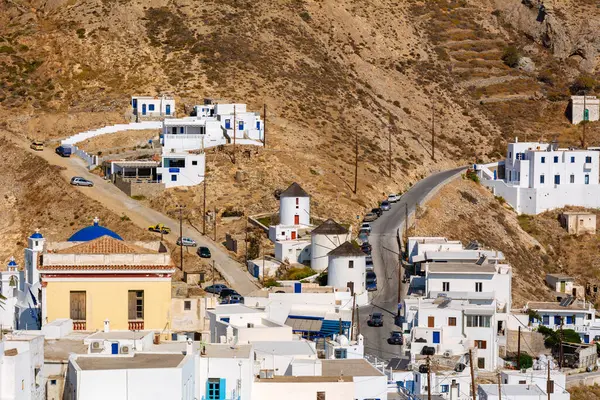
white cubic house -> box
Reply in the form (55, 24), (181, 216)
(131, 95), (175, 120)
(477, 139), (600, 214)
(571, 95), (600, 125)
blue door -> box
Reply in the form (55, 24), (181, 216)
(256, 121), (261, 130)
(132, 98), (137, 109)
(225, 119), (231, 129)
(142, 104), (147, 115)
(585, 335), (590, 344)
(166, 104), (171, 115)
(111, 343), (119, 354)
(432, 331), (440, 344)
(253, 265), (259, 278)
(239, 121), (244, 131)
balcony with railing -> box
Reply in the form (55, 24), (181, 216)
(129, 320), (144, 330)
(73, 321), (86, 331)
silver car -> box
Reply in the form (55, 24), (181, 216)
(177, 237), (197, 247)
(70, 177), (94, 187)
(380, 201), (391, 211)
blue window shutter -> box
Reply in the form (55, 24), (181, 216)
(256, 121), (260, 129)
(206, 380), (211, 399)
(219, 379), (226, 400)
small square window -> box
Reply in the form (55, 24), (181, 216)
(541, 156), (545, 163)
(585, 175), (590, 185)
(570, 175), (575, 184)
(184, 300), (191, 311)
(571, 156), (575, 163)
(540, 175), (545, 184)
(148, 104), (155, 111)
(192, 161), (198, 166)
(50, 380), (57, 385)
(349, 260), (354, 269)
(554, 156), (559, 163)
(448, 317), (456, 326)
(586, 156), (592, 163)
(171, 175), (177, 182)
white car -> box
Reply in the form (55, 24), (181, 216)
(177, 237), (197, 247)
(388, 194), (400, 203)
(360, 223), (372, 232)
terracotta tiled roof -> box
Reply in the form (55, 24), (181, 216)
(55, 236), (156, 255)
(38, 264), (174, 271)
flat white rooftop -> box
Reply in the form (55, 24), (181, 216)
(211, 304), (263, 315)
(74, 353), (185, 371)
(479, 384), (544, 396)
(85, 331), (153, 341)
(252, 341), (316, 356)
(202, 344), (252, 359)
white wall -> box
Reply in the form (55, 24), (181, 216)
(252, 380), (355, 400)
(280, 196), (310, 226)
(311, 233), (350, 272)
(197, 355), (253, 400)
(274, 240), (311, 264)
(572, 96), (600, 124)
(328, 255), (366, 295)
(158, 153), (205, 188)
(61, 122), (162, 146)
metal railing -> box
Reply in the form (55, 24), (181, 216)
(129, 320), (144, 330)
(73, 321), (86, 331)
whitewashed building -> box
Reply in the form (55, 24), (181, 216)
(162, 117), (225, 150)
(131, 95), (175, 120)
(310, 219), (350, 272)
(404, 297), (499, 371)
(525, 300), (600, 343)
(279, 183), (310, 226)
(0, 332), (46, 400)
(411, 369), (472, 400)
(327, 242), (368, 306)
(64, 353), (195, 400)
(157, 150), (205, 189)
(477, 139), (600, 214)
(571, 95), (600, 125)
(500, 369), (570, 400)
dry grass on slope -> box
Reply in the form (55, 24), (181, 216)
(412, 177), (554, 306)
(569, 384), (600, 400)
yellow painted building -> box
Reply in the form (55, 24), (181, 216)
(38, 219), (175, 332)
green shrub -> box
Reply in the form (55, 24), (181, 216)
(501, 46), (521, 68)
(263, 278), (281, 288)
(131, 195), (146, 201)
(570, 74), (598, 94)
(299, 11), (311, 22)
(0, 46), (15, 54)
(76, 28), (86, 39)
(518, 353), (533, 369)
(495, 196), (506, 204)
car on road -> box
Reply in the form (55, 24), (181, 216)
(70, 177), (94, 187)
(363, 212), (378, 222)
(55, 145), (72, 157)
(371, 208), (382, 217)
(366, 270), (377, 291)
(387, 331), (404, 345)
(360, 223), (372, 233)
(219, 288), (240, 299)
(30, 141), (44, 151)
(380, 201), (391, 211)
(366, 255), (374, 270)
(221, 294), (244, 304)
(358, 228), (370, 236)
(197, 246), (211, 258)
(367, 312), (383, 327)
(357, 232), (369, 244)
(388, 194), (400, 203)
(361, 243), (372, 255)
(204, 284), (228, 294)
(148, 224), (171, 234)
(176, 237), (197, 247)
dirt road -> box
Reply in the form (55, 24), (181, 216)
(14, 137), (260, 296)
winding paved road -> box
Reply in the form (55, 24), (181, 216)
(359, 167), (466, 361)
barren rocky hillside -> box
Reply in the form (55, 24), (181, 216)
(0, 0), (599, 280)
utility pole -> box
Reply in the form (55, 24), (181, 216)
(582, 90), (587, 148)
(175, 205), (186, 272)
(404, 203), (409, 242)
(233, 104), (237, 164)
(351, 293), (356, 341)
(388, 124), (393, 178)
(244, 211), (249, 265)
(353, 132), (358, 194)
(431, 99), (435, 161)
(203, 175), (207, 235)
(262, 246), (265, 285)
(397, 260), (402, 319)
(214, 207), (217, 242)
(559, 317), (564, 370)
(497, 372), (502, 400)
(212, 260), (215, 298)
(263, 104), (267, 148)
(547, 359), (552, 400)
(426, 355), (432, 400)
(517, 326), (521, 369)
(469, 349), (477, 400)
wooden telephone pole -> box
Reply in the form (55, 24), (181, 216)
(582, 91), (587, 148)
(469, 349), (477, 400)
(426, 356), (432, 400)
(202, 175), (207, 235)
(232, 105), (237, 164)
(517, 326), (521, 369)
(353, 132), (358, 194)
(175, 205), (186, 272)
(431, 99), (436, 161)
(388, 125), (393, 178)
(547, 360), (552, 400)
(497, 372), (502, 400)
(263, 104), (267, 148)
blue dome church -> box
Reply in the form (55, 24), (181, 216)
(68, 217), (123, 242)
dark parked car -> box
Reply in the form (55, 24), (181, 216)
(204, 284), (228, 294)
(371, 208), (382, 217)
(367, 312), (383, 327)
(380, 201), (391, 211)
(197, 246), (211, 258)
(361, 243), (372, 255)
(387, 331), (404, 345)
(366, 270), (377, 291)
(56, 145), (72, 157)
(219, 288), (240, 299)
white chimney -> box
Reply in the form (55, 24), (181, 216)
(186, 338), (193, 355)
(515, 137), (519, 143)
(104, 319), (110, 333)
